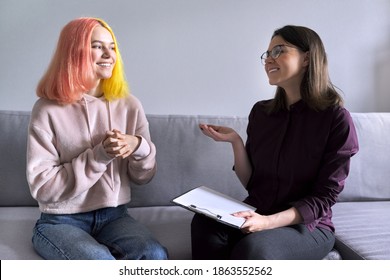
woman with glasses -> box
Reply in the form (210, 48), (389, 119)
(191, 25), (359, 259)
(26, 18), (168, 260)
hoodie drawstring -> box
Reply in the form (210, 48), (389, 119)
(82, 95), (115, 190)
(83, 96), (95, 147)
(106, 101), (115, 188)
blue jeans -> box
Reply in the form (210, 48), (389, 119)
(32, 205), (168, 260)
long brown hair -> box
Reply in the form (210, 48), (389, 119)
(266, 25), (343, 113)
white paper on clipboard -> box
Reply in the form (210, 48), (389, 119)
(172, 186), (256, 228)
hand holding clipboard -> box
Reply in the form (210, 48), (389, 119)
(172, 186), (256, 229)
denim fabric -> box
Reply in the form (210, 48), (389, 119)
(32, 205), (168, 260)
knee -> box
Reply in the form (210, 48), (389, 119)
(230, 236), (276, 260)
(191, 213), (219, 236)
(191, 213), (203, 230)
(146, 240), (169, 260)
(136, 238), (168, 260)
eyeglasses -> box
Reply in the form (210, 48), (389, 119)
(261, 44), (298, 65)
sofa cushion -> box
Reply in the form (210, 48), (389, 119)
(0, 205), (344, 260)
(0, 112), (250, 208)
(0, 205), (193, 260)
(129, 115), (250, 207)
(0, 111), (37, 207)
(332, 201), (390, 259)
(5, 111), (390, 206)
(340, 113), (390, 202)
(0, 207), (41, 259)
(129, 206), (194, 260)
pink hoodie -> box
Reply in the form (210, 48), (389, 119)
(26, 94), (156, 214)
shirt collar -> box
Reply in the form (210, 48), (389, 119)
(288, 99), (306, 113)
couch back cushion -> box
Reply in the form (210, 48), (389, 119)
(129, 115), (249, 207)
(339, 113), (390, 201)
(2, 110), (389, 207)
(0, 111), (37, 206)
(0, 111), (248, 207)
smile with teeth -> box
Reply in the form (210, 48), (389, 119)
(97, 63), (112, 67)
(268, 68), (279, 73)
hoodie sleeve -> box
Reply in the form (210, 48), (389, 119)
(26, 109), (114, 205)
(125, 98), (157, 185)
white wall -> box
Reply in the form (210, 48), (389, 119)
(1, 0), (389, 116)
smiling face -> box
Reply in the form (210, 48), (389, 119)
(90, 26), (116, 83)
(264, 35), (308, 93)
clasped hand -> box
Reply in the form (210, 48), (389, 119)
(103, 129), (140, 159)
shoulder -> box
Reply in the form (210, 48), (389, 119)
(324, 106), (357, 149)
(123, 94), (142, 105)
(324, 106), (359, 154)
(112, 94), (144, 110)
(249, 99), (272, 117)
(326, 106), (355, 128)
(31, 97), (56, 111)
(29, 98), (67, 137)
(109, 94), (148, 122)
(30, 98), (62, 121)
(252, 99), (273, 110)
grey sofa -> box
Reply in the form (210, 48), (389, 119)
(1, 110), (389, 260)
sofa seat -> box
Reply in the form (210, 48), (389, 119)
(0, 207), (41, 260)
(129, 206), (193, 260)
(0, 205), (194, 260)
(332, 201), (390, 260)
(1, 205), (343, 260)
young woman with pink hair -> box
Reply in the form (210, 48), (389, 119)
(27, 17), (167, 260)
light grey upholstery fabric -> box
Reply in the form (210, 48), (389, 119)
(129, 206), (194, 260)
(340, 113), (390, 202)
(332, 201), (390, 260)
(0, 206), (193, 260)
(0, 111), (37, 206)
(129, 115), (249, 207)
(0, 207), (41, 259)
(1, 110), (390, 260)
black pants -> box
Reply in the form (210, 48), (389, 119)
(191, 214), (335, 260)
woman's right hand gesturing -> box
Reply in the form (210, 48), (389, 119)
(199, 124), (241, 144)
(199, 123), (252, 188)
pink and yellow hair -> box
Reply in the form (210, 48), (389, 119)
(36, 17), (129, 104)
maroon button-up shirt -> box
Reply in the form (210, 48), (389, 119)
(244, 99), (359, 232)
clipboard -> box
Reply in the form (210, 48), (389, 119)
(172, 186), (256, 229)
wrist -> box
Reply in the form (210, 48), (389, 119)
(131, 136), (151, 160)
(231, 135), (244, 148)
(133, 135), (142, 152)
